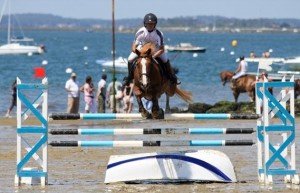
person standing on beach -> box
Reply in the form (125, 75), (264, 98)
(5, 80), (17, 118)
(106, 78), (123, 113)
(81, 75), (96, 113)
(122, 77), (134, 113)
(97, 73), (107, 113)
(65, 72), (80, 113)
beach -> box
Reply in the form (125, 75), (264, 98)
(1, 116), (300, 192)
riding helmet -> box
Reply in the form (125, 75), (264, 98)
(239, 55), (245, 61)
(144, 13), (157, 26)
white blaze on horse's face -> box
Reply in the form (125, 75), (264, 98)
(141, 58), (148, 85)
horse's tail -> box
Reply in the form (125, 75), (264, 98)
(175, 87), (193, 104)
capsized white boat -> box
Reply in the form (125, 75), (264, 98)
(96, 57), (127, 68)
(105, 150), (236, 183)
(165, 43), (206, 53)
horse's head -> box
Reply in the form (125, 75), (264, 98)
(220, 71), (233, 86)
(135, 43), (157, 90)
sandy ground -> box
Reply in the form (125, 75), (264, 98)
(1, 116), (300, 192)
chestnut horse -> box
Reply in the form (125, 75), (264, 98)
(134, 43), (192, 118)
(295, 79), (300, 98)
(220, 70), (256, 102)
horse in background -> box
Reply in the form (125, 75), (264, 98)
(134, 43), (192, 118)
(220, 70), (256, 103)
(293, 79), (300, 98)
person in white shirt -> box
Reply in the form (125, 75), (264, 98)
(123, 13), (179, 86)
(106, 78), (123, 113)
(97, 73), (107, 113)
(232, 56), (248, 88)
(65, 72), (80, 113)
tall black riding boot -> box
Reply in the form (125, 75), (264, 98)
(124, 61), (133, 86)
(164, 60), (180, 85)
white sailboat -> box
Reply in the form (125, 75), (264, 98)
(0, 0), (45, 55)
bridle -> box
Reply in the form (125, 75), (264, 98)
(137, 55), (154, 91)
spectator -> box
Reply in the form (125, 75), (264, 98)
(97, 73), (107, 113)
(122, 77), (134, 113)
(65, 72), (80, 113)
(81, 75), (96, 113)
(5, 80), (17, 118)
(106, 78), (123, 113)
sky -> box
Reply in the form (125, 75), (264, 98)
(2, 0), (300, 20)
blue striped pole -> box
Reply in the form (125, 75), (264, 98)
(49, 113), (259, 120)
(49, 128), (255, 135)
(49, 140), (255, 147)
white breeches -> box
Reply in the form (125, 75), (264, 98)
(128, 52), (168, 63)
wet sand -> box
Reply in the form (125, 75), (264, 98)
(1, 117), (300, 192)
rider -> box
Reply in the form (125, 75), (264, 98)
(123, 13), (180, 86)
(232, 55), (248, 88)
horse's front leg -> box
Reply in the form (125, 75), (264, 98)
(152, 98), (164, 119)
(233, 91), (239, 103)
(136, 95), (151, 119)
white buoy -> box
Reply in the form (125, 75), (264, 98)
(27, 52), (33, 56)
(42, 60), (48, 65)
(230, 51), (235, 55)
(269, 49), (273, 53)
(83, 46), (88, 51)
(66, 68), (73, 73)
(220, 47), (225, 52)
(193, 53), (198, 58)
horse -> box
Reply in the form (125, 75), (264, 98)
(220, 70), (256, 103)
(133, 43), (193, 119)
(295, 79), (300, 98)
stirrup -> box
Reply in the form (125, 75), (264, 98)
(171, 78), (180, 85)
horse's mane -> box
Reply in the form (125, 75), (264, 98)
(139, 43), (156, 55)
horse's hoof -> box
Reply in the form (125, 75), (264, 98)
(159, 108), (165, 119)
(141, 111), (152, 119)
(152, 108), (164, 119)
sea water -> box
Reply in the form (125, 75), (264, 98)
(0, 31), (300, 115)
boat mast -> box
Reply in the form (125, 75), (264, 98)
(7, 0), (11, 44)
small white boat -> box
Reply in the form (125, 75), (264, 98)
(243, 57), (285, 63)
(0, 43), (45, 55)
(105, 150), (236, 183)
(96, 57), (128, 68)
(165, 43), (206, 53)
(0, 0), (45, 55)
(10, 36), (34, 42)
(283, 57), (300, 70)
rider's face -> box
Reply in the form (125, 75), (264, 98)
(145, 23), (155, 31)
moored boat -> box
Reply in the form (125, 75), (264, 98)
(165, 43), (206, 53)
(0, 0), (45, 55)
(96, 57), (127, 68)
(283, 56), (300, 70)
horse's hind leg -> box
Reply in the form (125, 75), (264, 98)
(165, 94), (171, 113)
(136, 96), (151, 119)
